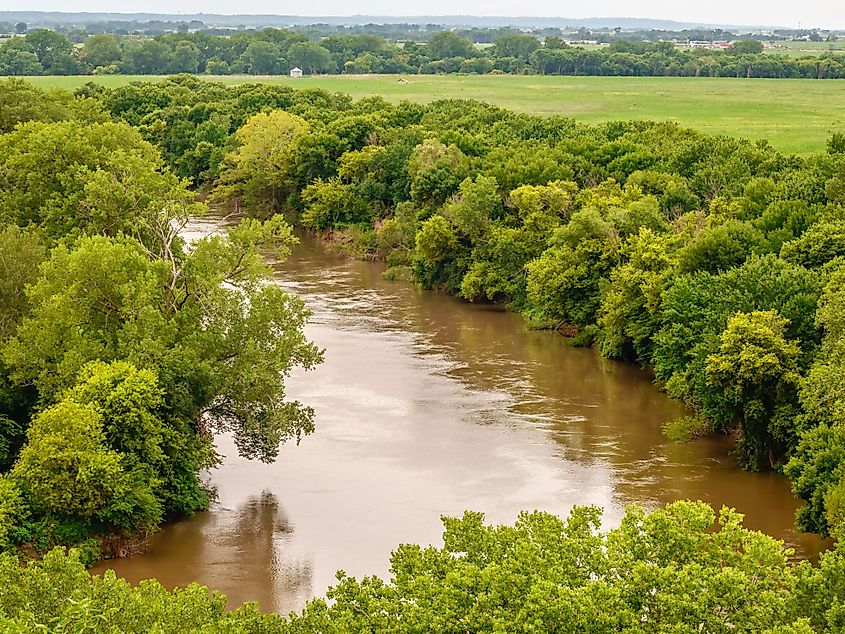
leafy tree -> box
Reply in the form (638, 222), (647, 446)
(3, 218), (322, 464)
(0, 120), (199, 243)
(287, 42), (335, 74)
(81, 34), (123, 71)
(785, 424), (845, 536)
(11, 401), (138, 525)
(18, 30), (79, 74)
(653, 254), (821, 391)
(677, 219), (768, 273)
(705, 310), (802, 468)
(781, 219), (845, 268)
(0, 225), (45, 341)
(286, 501), (812, 633)
(414, 214), (458, 270)
(215, 110), (309, 216)
(442, 175), (501, 242)
(122, 40), (173, 74)
(0, 547), (284, 631)
(785, 266), (845, 535)
(170, 42), (200, 74)
(0, 475), (24, 549)
(0, 47), (42, 76)
(460, 181), (572, 304)
(426, 32), (475, 59)
(407, 139), (471, 207)
(526, 208), (621, 328)
(730, 39), (765, 55)
(599, 228), (680, 361)
(301, 178), (371, 230)
(0, 79), (106, 135)
(67, 362), (168, 475)
(493, 34), (540, 61)
(238, 40), (284, 75)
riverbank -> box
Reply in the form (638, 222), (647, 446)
(93, 220), (828, 613)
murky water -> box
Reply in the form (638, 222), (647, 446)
(94, 217), (828, 614)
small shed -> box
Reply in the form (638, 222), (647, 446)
(290, 67), (303, 78)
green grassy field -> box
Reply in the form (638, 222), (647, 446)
(763, 40), (845, 57)
(22, 74), (845, 155)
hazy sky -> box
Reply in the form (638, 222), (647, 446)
(7, 1), (845, 29)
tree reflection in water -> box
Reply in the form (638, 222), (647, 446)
(93, 490), (313, 614)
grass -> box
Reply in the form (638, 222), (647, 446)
(22, 74), (845, 155)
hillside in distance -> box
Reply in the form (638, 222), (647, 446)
(0, 11), (774, 30)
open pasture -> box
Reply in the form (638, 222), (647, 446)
(22, 74), (845, 155)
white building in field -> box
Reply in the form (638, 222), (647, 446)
(290, 67), (303, 78)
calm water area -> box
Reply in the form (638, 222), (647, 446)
(93, 216), (827, 614)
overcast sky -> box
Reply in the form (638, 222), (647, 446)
(7, 1), (845, 29)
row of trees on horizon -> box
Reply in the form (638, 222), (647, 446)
(1, 28), (845, 78)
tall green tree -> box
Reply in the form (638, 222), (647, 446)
(215, 110), (309, 216)
(705, 310), (802, 469)
(3, 217), (322, 463)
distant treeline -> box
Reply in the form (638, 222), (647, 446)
(1, 28), (844, 78)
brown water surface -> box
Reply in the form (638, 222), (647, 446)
(94, 217), (828, 614)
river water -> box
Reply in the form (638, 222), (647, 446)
(94, 217), (827, 614)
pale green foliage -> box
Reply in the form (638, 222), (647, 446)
(598, 228), (680, 360)
(286, 501), (822, 633)
(337, 145), (385, 182)
(66, 361), (166, 470)
(414, 214), (457, 269)
(0, 78), (106, 133)
(509, 179), (577, 219)
(663, 415), (714, 442)
(780, 219), (845, 268)
(442, 175), (501, 242)
(57, 360), (194, 529)
(216, 109), (309, 215)
(11, 401), (130, 521)
(3, 235), (168, 401)
(0, 120), (201, 243)
(0, 547), (284, 631)
(407, 138), (470, 206)
(0, 475), (24, 549)
(705, 310), (802, 468)
(301, 177), (370, 230)
(0, 224), (45, 341)
(706, 310), (801, 394)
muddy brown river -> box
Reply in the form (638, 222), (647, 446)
(94, 216), (828, 614)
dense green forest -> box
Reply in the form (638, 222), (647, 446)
(1, 28), (845, 77)
(2, 76), (845, 629)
